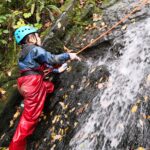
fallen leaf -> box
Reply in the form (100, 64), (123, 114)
(76, 107), (84, 115)
(142, 114), (147, 119)
(121, 25), (127, 30)
(59, 128), (64, 135)
(85, 82), (90, 88)
(93, 13), (102, 21)
(67, 66), (72, 72)
(52, 115), (61, 124)
(131, 105), (138, 113)
(59, 102), (68, 110)
(63, 46), (72, 52)
(77, 103), (82, 106)
(0, 88), (6, 95)
(60, 120), (63, 124)
(12, 84), (17, 88)
(97, 83), (104, 89)
(147, 116), (150, 119)
(74, 122), (78, 128)
(64, 114), (68, 118)
(9, 120), (14, 127)
(117, 123), (124, 129)
(70, 85), (74, 89)
(136, 99), (141, 104)
(63, 94), (68, 99)
(52, 134), (62, 141)
(146, 74), (150, 84)
(51, 144), (56, 150)
(57, 22), (61, 29)
(101, 22), (105, 27)
(139, 119), (144, 127)
(69, 107), (76, 113)
(144, 96), (148, 102)
(137, 147), (145, 150)
(13, 111), (20, 119)
(0, 133), (6, 140)
(43, 115), (47, 120)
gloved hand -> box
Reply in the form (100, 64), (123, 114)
(69, 53), (81, 61)
(58, 63), (68, 73)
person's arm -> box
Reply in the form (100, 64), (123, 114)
(32, 46), (81, 65)
(32, 46), (70, 65)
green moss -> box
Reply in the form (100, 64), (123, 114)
(102, 0), (110, 4)
(0, 102), (6, 114)
(60, 0), (75, 12)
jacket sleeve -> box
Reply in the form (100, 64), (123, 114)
(32, 46), (70, 65)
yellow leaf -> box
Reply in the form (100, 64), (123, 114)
(67, 66), (72, 72)
(6, 71), (12, 77)
(63, 46), (72, 53)
(137, 147), (145, 150)
(52, 134), (62, 141)
(69, 107), (76, 113)
(9, 120), (14, 127)
(50, 111), (53, 116)
(50, 126), (55, 132)
(59, 128), (64, 135)
(52, 115), (61, 124)
(93, 13), (102, 21)
(13, 111), (20, 119)
(65, 127), (69, 133)
(131, 105), (138, 113)
(136, 99), (141, 104)
(59, 102), (68, 110)
(63, 94), (68, 99)
(74, 122), (78, 128)
(0, 88), (6, 95)
(147, 116), (150, 119)
(142, 114), (147, 119)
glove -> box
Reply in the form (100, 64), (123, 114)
(58, 63), (68, 73)
(69, 53), (81, 61)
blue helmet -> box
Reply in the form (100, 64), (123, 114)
(14, 26), (37, 44)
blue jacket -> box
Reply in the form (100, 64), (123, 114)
(18, 44), (70, 73)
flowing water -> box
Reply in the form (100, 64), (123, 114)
(69, 18), (150, 150)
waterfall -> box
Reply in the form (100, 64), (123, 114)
(69, 18), (150, 150)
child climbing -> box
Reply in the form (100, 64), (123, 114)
(9, 25), (81, 150)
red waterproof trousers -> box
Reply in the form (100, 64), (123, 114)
(9, 75), (54, 150)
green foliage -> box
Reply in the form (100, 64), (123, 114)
(66, 0), (102, 27)
(0, 0), (62, 69)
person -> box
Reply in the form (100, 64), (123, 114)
(9, 25), (81, 150)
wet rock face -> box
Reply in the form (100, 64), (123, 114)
(1, 0), (150, 150)
(26, 57), (110, 149)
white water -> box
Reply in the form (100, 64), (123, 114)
(69, 18), (150, 150)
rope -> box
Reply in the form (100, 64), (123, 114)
(75, 0), (150, 55)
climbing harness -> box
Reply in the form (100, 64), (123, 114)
(65, 0), (150, 55)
